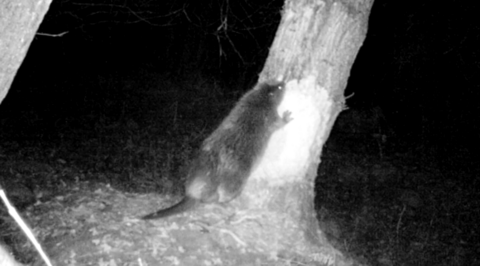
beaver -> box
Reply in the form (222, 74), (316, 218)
(142, 81), (291, 219)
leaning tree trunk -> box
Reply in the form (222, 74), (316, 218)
(228, 0), (374, 265)
(0, 0), (51, 105)
(0, 1), (51, 265)
(142, 1), (374, 266)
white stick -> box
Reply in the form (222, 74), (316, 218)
(0, 188), (53, 266)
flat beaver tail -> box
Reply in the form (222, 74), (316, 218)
(142, 196), (197, 220)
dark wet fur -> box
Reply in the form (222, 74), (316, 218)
(142, 81), (291, 220)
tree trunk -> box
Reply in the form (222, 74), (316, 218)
(140, 1), (373, 265)
(0, 0), (51, 105)
(228, 0), (374, 265)
(0, 1), (51, 265)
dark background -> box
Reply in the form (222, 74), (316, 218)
(0, 0), (479, 265)
(1, 1), (478, 166)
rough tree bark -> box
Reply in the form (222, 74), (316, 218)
(140, 0), (374, 266)
(226, 0), (375, 265)
(0, 0), (51, 106)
